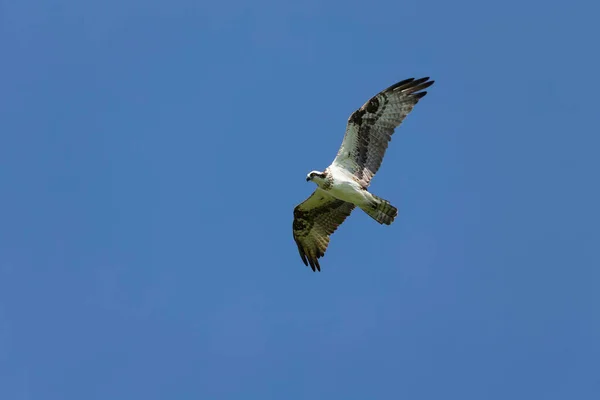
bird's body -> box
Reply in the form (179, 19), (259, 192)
(315, 166), (369, 204)
(328, 176), (369, 206)
(293, 77), (434, 271)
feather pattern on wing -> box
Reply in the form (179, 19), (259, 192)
(332, 77), (434, 187)
(292, 189), (355, 271)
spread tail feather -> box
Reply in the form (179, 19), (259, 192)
(360, 195), (398, 225)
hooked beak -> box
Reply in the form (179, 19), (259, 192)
(306, 177), (310, 182)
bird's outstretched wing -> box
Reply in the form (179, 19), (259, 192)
(293, 189), (355, 271)
(332, 77), (434, 187)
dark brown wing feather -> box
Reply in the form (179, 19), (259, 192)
(333, 77), (434, 187)
(292, 189), (355, 271)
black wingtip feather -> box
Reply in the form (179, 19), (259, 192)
(305, 254), (321, 272)
(386, 77), (415, 91)
(384, 77), (435, 95)
(395, 77), (431, 92)
(296, 241), (309, 266)
(406, 80), (434, 94)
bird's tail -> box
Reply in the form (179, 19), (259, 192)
(360, 194), (398, 225)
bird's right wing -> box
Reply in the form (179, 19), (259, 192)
(292, 188), (355, 271)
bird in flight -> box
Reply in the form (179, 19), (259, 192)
(292, 77), (434, 271)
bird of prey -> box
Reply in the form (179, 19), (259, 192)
(292, 77), (434, 271)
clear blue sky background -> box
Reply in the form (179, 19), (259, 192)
(1, 0), (599, 399)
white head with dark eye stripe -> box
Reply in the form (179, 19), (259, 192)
(306, 170), (328, 184)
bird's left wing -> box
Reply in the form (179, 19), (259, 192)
(293, 189), (355, 271)
(332, 77), (434, 187)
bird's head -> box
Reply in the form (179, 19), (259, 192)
(306, 170), (328, 185)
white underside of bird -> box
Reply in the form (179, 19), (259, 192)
(319, 166), (378, 207)
(306, 163), (399, 228)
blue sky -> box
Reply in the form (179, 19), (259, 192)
(1, 0), (599, 398)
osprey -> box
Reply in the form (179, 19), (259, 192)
(293, 77), (434, 271)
